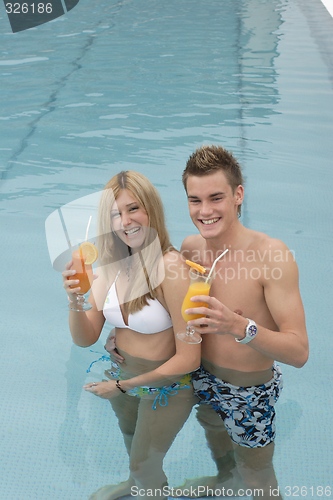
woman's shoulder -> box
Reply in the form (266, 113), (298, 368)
(162, 248), (184, 268)
(159, 249), (189, 295)
(180, 234), (205, 259)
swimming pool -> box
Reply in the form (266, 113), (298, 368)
(1, 0), (332, 498)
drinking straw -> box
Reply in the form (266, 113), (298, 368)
(206, 248), (229, 281)
(85, 215), (92, 241)
(58, 207), (72, 248)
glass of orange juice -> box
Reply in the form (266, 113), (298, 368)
(177, 268), (214, 344)
(68, 242), (97, 312)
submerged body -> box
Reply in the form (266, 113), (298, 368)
(63, 172), (200, 500)
(177, 146), (308, 499)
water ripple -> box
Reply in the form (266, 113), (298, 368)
(0, 57), (49, 65)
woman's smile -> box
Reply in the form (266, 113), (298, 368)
(111, 189), (149, 248)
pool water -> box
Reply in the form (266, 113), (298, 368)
(0, 0), (332, 499)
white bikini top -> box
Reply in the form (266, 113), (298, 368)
(103, 274), (172, 334)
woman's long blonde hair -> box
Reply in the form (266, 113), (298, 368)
(97, 171), (174, 314)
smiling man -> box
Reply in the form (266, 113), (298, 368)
(178, 145), (309, 499)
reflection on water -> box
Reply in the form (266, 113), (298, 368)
(58, 346), (90, 484)
(1, 0), (282, 209)
(297, 0), (333, 83)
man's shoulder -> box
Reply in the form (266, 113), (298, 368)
(248, 229), (294, 263)
(252, 230), (288, 249)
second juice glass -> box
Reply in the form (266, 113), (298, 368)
(177, 268), (213, 344)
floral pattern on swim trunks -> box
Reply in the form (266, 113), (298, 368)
(192, 364), (283, 448)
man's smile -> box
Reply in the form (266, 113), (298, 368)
(200, 217), (221, 225)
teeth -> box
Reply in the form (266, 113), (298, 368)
(201, 218), (219, 225)
(125, 227), (140, 235)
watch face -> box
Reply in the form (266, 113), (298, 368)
(248, 324), (257, 337)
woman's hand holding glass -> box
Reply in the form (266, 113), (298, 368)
(62, 258), (93, 311)
(62, 242), (98, 312)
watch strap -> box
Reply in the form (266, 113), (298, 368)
(235, 319), (258, 344)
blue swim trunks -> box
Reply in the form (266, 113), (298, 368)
(192, 363), (283, 448)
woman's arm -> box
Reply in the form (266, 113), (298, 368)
(84, 251), (201, 398)
(63, 261), (106, 347)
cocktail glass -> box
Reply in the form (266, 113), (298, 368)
(68, 246), (93, 312)
(177, 268), (214, 344)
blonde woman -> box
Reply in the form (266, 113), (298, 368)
(63, 171), (200, 500)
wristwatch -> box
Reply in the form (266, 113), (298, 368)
(235, 319), (258, 344)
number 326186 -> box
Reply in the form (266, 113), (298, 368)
(5, 3), (53, 14)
